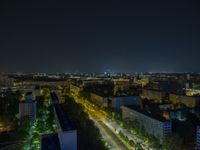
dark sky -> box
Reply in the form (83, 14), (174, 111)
(0, 0), (200, 73)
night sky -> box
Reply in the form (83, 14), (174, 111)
(0, 0), (200, 73)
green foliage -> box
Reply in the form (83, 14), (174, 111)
(135, 143), (143, 150)
(119, 131), (129, 143)
(112, 113), (160, 149)
(62, 85), (70, 96)
(129, 140), (136, 147)
(0, 89), (21, 123)
(78, 90), (90, 100)
(163, 134), (183, 150)
(20, 93), (58, 150)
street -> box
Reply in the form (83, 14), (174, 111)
(70, 94), (132, 150)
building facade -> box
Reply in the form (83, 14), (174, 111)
(90, 93), (108, 107)
(140, 89), (166, 103)
(70, 84), (82, 96)
(121, 106), (172, 142)
(197, 125), (200, 150)
(169, 94), (199, 108)
(110, 96), (141, 111)
(112, 79), (130, 96)
(42, 92), (77, 150)
(19, 100), (37, 123)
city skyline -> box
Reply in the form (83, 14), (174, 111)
(0, 0), (200, 72)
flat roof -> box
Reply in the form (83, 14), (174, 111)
(50, 92), (75, 131)
(54, 104), (75, 131)
(164, 107), (193, 112)
(123, 105), (169, 122)
(50, 92), (59, 103)
(20, 99), (36, 103)
(110, 95), (140, 98)
(41, 133), (61, 150)
(26, 92), (32, 96)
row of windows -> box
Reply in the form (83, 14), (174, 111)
(197, 134), (200, 138)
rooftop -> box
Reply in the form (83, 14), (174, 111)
(50, 92), (75, 131)
(41, 133), (61, 150)
(50, 92), (59, 103)
(124, 105), (169, 122)
(25, 92), (32, 96)
(110, 95), (140, 98)
(20, 99), (36, 103)
(54, 104), (75, 131)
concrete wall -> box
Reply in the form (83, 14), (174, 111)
(169, 94), (198, 108)
(111, 96), (141, 111)
(90, 93), (108, 107)
(121, 106), (172, 142)
(141, 89), (165, 103)
(19, 102), (36, 123)
(58, 130), (77, 150)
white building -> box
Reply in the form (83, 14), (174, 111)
(42, 92), (77, 150)
(197, 125), (200, 150)
(121, 106), (172, 143)
(19, 100), (37, 123)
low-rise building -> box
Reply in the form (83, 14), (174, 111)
(110, 96), (141, 111)
(133, 77), (149, 87)
(54, 104), (77, 150)
(162, 108), (194, 121)
(19, 99), (37, 124)
(82, 79), (104, 87)
(25, 92), (34, 100)
(197, 125), (200, 150)
(140, 89), (167, 103)
(33, 85), (40, 98)
(121, 106), (172, 142)
(112, 79), (130, 96)
(90, 93), (108, 107)
(70, 84), (82, 96)
(169, 94), (200, 108)
(0, 74), (14, 86)
(42, 133), (61, 150)
(158, 103), (174, 110)
(42, 92), (77, 150)
(186, 88), (200, 96)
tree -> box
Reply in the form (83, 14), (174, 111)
(163, 134), (182, 150)
(0, 90), (21, 122)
